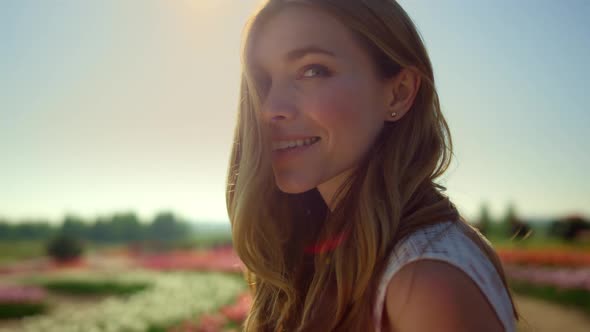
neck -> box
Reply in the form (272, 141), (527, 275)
(317, 168), (355, 211)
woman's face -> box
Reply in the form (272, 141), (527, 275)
(251, 5), (394, 206)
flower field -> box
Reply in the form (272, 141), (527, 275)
(505, 265), (590, 291)
(498, 248), (590, 267)
(0, 286), (46, 303)
(0, 246), (250, 332)
(2, 241), (588, 331)
(0, 285), (48, 320)
(0, 271), (246, 332)
(135, 247), (242, 273)
(498, 247), (590, 314)
(168, 291), (252, 332)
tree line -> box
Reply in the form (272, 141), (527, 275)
(0, 211), (192, 243)
(474, 203), (590, 242)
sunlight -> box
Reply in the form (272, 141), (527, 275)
(180, 0), (228, 12)
(180, 0), (266, 14)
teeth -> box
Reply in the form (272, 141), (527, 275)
(272, 137), (319, 151)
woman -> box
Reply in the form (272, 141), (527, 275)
(226, 0), (519, 331)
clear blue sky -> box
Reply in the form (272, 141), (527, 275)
(1, 0), (588, 223)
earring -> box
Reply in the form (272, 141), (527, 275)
(391, 112), (398, 118)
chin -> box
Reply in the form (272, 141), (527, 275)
(273, 174), (317, 194)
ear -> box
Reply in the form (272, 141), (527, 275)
(383, 67), (422, 122)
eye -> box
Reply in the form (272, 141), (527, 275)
(300, 64), (331, 79)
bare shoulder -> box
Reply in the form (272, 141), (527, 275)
(384, 259), (505, 332)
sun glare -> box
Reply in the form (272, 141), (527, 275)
(180, 0), (227, 12)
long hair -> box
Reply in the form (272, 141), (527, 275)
(226, 1), (519, 331)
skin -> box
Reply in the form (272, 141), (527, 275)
(384, 260), (505, 332)
(251, 5), (420, 209)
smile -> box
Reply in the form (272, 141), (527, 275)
(272, 137), (321, 152)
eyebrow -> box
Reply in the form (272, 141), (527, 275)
(285, 46), (336, 62)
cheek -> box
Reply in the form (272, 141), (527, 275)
(307, 77), (381, 147)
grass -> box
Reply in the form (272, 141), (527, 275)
(0, 302), (48, 320)
(489, 234), (590, 250)
(0, 240), (127, 265)
(510, 280), (590, 315)
(39, 280), (151, 296)
(146, 326), (167, 332)
(224, 320), (242, 329)
(178, 233), (233, 250)
(0, 240), (47, 265)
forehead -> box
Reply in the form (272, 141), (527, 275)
(251, 5), (365, 68)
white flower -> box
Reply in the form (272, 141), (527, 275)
(2, 271), (245, 332)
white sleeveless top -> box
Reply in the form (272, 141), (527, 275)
(373, 221), (516, 332)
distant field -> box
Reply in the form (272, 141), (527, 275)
(0, 241), (46, 265)
(0, 232), (232, 266)
(490, 236), (590, 250)
(0, 241), (126, 265)
(1, 231), (586, 266)
(483, 221), (590, 250)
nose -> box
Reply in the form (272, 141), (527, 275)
(260, 82), (297, 123)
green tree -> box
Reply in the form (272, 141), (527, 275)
(60, 215), (88, 239)
(477, 203), (492, 236)
(13, 220), (54, 240)
(148, 212), (190, 243)
(110, 212), (143, 242)
(88, 218), (112, 243)
(0, 220), (14, 240)
(501, 203), (530, 239)
(500, 203), (516, 237)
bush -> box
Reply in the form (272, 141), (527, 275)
(0, 285), (48, 319)
(0, 302), (48, 319)
(549, 216), (590, 241)
(46, 234), (84, 262)
(41, 280), (150, 296)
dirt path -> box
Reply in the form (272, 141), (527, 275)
(515, 294), (590, 332)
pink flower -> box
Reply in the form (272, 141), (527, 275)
(0, 286), (46, 303)
(196, 313), (228, 332)
(220, 292), (252, 323)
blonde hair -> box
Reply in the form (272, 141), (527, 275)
(226, 1), (519, 331)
